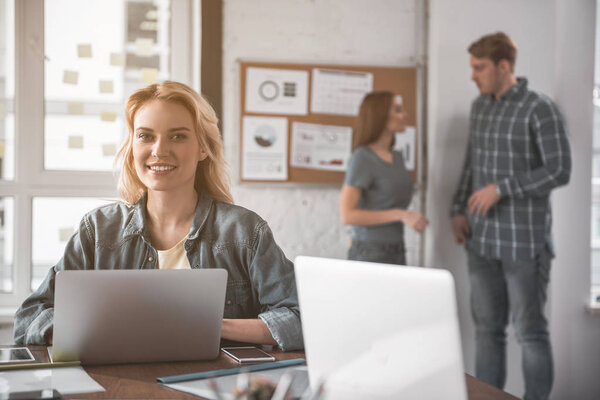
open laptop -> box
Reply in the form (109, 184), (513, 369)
(294, 256), (467, 400)
(52, 269), (227, 365)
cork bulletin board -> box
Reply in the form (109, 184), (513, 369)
(239, 61), (418, 184)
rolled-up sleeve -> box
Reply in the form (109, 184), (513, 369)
(250, 221), (303, 351)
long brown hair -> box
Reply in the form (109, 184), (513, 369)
(115, 81), (233, 205)
(353, 91), (394, 151)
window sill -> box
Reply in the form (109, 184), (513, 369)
(0, 307), (16, 325)
(586, 304), (600, 316)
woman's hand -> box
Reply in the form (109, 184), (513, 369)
(401, 210), (429, 233)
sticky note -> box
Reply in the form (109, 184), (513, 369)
(67, 101), (84, 115)
(99, 80), (114, 94)
(110, 52), (126, 66)
(135, 38), (154, 56)
(141, 68), (158, 83)
(146, 10), (158, 20)
(63, 70), (78, 85)
(102, 143), (117, 157)
(59, 227), (75, 242)
(101, 111), (117, 122)
(77, 44), (92, 58)
(0, 142), (5, 158)
(68, 135), (84, 149)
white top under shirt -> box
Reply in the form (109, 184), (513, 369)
(157, 237), (191, 270)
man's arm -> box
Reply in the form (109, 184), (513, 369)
(496, 98), (572, 199)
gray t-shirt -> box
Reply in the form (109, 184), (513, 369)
(344, 145), (414, 243)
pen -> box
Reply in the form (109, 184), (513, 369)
(0, 361), (81, 372)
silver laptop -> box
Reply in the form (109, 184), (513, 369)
(295, 256), (467, 400)
(52, 269), (227, 365)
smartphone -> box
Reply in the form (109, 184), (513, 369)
(0, 347), (35, 364)
(221, 346), (276, 364)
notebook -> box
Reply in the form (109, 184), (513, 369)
(52, 269), (227, 365)
(294, 256), (467, 400)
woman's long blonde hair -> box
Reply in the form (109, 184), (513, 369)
(115, 81), (233, 205)
(353, 91), (394, 151)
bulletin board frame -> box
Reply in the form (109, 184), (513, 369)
(239, 61), (419, 184)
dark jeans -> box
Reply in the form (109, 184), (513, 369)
(347, 240), (406, 266)
(467, 247), (553, 400)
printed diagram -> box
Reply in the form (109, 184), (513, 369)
(242, 116), (288, 180)
(245, 67), (308, 115)
(291, 122), (352, 172)
(393, 126), (416, 171)
(310, 68), (373, 116)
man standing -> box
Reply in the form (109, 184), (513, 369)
(451, 32), (571, 400)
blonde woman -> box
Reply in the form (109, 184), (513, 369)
(340, 91), (428, 265)
(14, 81), (302, 351)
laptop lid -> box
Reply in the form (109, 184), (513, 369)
(52, 269), (227, 365)
(295, 256), (467, 400)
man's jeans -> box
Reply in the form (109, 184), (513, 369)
(467, 248), (553, 400)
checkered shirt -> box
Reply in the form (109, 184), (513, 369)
(451, 78), (571, 260)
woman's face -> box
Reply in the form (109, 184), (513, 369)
(386, 96), (406, 133)
(132, 100), (207, 195)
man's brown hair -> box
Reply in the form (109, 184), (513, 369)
(468, 32), (517, 72)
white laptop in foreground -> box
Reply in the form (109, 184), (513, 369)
(295, 256), (467, 400)
(52, 269), (227, 365)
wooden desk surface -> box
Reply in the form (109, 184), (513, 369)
(25, 346), (518, 400)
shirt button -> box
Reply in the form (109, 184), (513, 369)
(148, 256), (154, 262)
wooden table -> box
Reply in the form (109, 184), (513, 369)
(25, 346), (518, 399)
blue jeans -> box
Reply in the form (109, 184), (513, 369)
(467, 248), (553, 400)
(347, 240), (406, 265)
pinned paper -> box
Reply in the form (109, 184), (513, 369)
(102, 143), (117, 157)
(110, 52), (126, 66)
(0, 142), (5, 158)
(59, 227), (75, 242)
(68, 135), (84, 149)
(135, 38), (154, 56)
(141, 68), (158, 83)
(0, 103), (4, 119)
(77, 44), (92, 58)
(146, 10), (158, 19)
(101, 111), (117, 122)
(63, 70), (79, 85)
(99, 80), (114, 94)
(67, 101), (84, 115)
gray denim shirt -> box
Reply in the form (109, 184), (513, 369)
(13, 191), (304, 351)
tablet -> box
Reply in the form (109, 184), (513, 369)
(0, 347), (35, 363)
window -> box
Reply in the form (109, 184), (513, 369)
(591, 2), (600, 308)
(0, 0), (197, 308)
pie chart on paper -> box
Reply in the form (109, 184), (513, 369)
(254, 124), (277, 148)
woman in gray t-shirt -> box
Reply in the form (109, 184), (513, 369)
(340, 91), (428, 265)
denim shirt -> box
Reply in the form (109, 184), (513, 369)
(13, 191), (304, 351)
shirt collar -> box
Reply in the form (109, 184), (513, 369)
(497, 77), (528, 102)
(123, 190), (214, 241)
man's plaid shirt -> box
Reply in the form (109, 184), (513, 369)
(451, 78), (571, 260)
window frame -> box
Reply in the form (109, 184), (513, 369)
(0, 0), (199, 309)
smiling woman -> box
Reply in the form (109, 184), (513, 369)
(13, 81), (304, 352)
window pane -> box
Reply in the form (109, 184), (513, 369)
(0, 0), (14, 180)
(0, 197), (13, 292)
(31, 197), (114, 291)
(44, 0), (171, 171)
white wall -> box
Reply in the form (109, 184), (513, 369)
(428, 0), (600, 398)
(222, 0), (423, 262)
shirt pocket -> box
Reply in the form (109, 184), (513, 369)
(223, 280), (255, 319)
